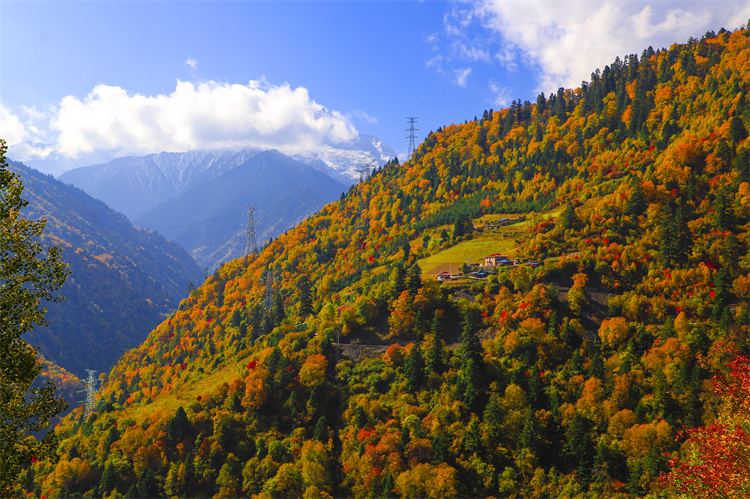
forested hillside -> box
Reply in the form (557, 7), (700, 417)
(22, 27), (749, 498)
(9, 161), (204, 378)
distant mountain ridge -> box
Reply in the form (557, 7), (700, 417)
(56, 135), (396, 218)
(9, 160), (204, 378)
(56, 137), (394, 268)
(58, 148), (262, 219)
(133, 149), (347, 270)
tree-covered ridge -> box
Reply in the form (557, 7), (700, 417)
(7, 160), (204, 378)
(22, 27), (749, 498)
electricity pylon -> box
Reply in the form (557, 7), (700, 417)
(406, 117), (419, 160)
(244, 204), (258, 257)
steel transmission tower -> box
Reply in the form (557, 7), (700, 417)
(406, 117), (419, 160)
(84, 369), (98, 418)
(244, 204), (258, 257)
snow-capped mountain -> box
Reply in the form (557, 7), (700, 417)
(292, 134), (399, 183)
(56, 135), (396, 220)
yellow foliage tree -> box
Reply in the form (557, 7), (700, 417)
(299, 354), (328, 388)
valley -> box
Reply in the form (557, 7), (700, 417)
(7, 25), (750, 499)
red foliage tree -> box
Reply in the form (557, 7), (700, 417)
(660, 353), (750, 498)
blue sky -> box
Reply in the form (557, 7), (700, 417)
(1, 0), (747, 169)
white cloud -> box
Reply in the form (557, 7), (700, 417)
(428, 4), (498, 85)
(0, 104), (30, 146)
(458, 42), (491, 63)
(186, 58), (198, 70)
(470, 0), (749, 93)
(351, 109), (378, 125)
(44, 79), (359, 158)
(455, 67), (472, 87)
(489, 81), (512, 107)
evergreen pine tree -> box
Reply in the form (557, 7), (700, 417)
(426, 310), (446, 374)
(230, 308), (242, 328)
(459, 307), (486, 410)
(392, 262), (407, 300)
(314, 416), (328, 442)
(460, 307), (483, 364)
(659, 200), (691, 266)
(299, 275), (313, 317)
(405, 344), (425, 391)
(452, 214), (466, 240)
(716, 186), (736, 232)
(561, 201), (580, 230)
(710, 265), (732, 323)
(547, 310), (559, 337)
(407, 263), (422, 295)
(167, 406), (193, 445)
(528, 364), (544, 409)
(381, 473), (395, 498)
(626, 176), (647, 217)
(729, 115), (748, 143)
(274, 291), (285, 324)
(564, 413), (596, 486)
(520, 409), (540, 452)
(97, 460), (117, 496)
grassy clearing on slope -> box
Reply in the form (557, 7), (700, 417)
(419, 232), (518, 277)
(119, 358), (249, 421)
(418, 208), (568, 278)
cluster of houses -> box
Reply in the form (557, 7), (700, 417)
(436, 253), (542, 281)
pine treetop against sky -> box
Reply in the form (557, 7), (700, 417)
(1, 1), (746, 165)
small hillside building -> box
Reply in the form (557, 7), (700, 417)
(484, 254), (511, 267)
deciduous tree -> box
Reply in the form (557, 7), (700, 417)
(0, 140), (68, 496)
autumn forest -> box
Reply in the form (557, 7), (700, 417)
(17, 26), (750, 498)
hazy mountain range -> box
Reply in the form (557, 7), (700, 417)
(55, 136), (394, 270)
(9, 160), (204, 378)
(58, 148), (262, 219)
(133, 150), (348, 270)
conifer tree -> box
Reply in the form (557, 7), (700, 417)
(405, 344), (425, 391)
(392, 262), (407, 300)
(452, 214), (466, 240)
(426, 310), (446, 374)
(715, 186), (736, 232)
(520, 409), (540, 452)
(407, 263), (422, 295)
(626, 176), (647, 218)
(659, 200), (691, 266)
(459, 307), (486, 410)
(564, 413), (596, 486)
(97, 461), (117, 496)
(299, 275), (313, 317)
(528, 364), (544, 409)
(167, 406), (193, 445)
(274, 291), (286, 324)
(561, 201), (580, 230)
(314, 416), (327, 442)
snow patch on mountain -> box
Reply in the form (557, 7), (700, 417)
(293, 134), (398, 184)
